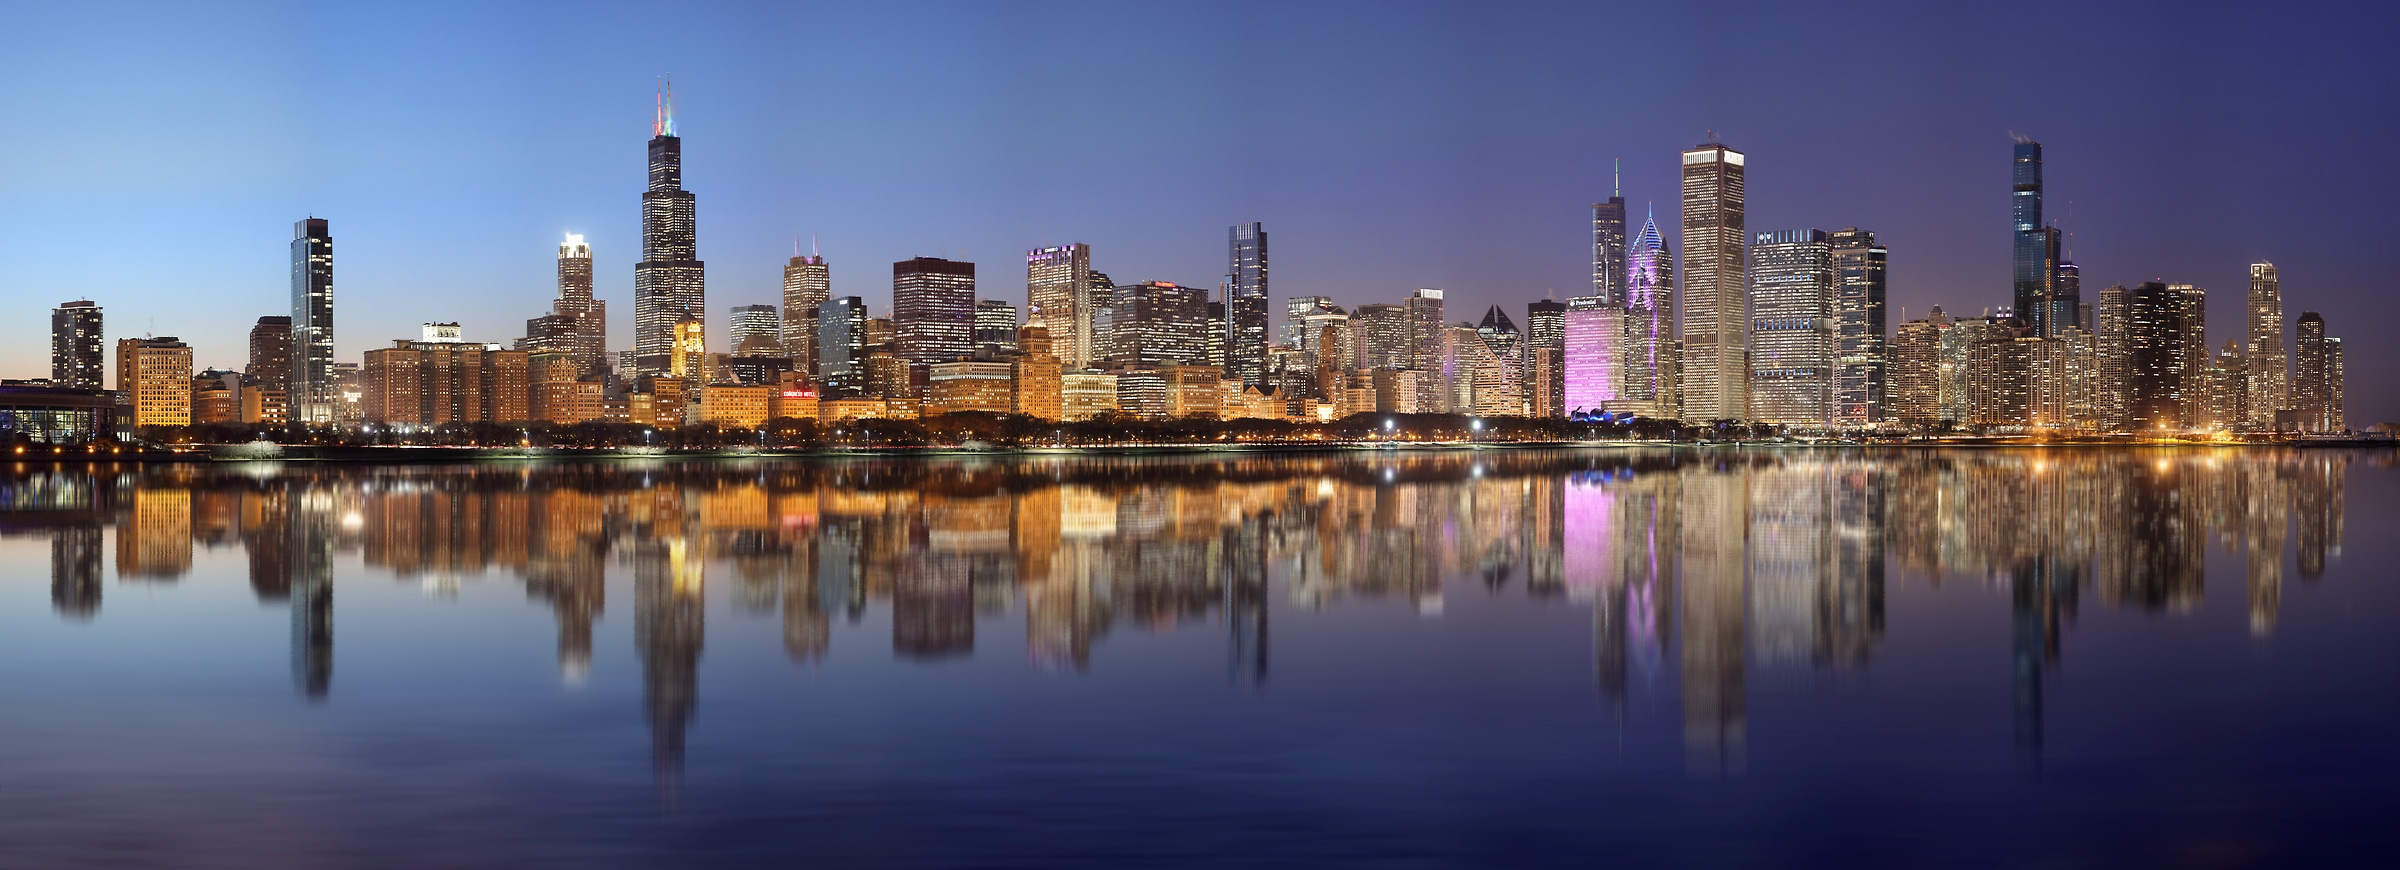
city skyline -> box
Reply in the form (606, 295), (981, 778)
(1, 3), (2394, 423)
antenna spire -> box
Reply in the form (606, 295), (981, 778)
(653, 75), (676, 137)
(811, 234), (820, 257)
(1613, 158), (1621, 198)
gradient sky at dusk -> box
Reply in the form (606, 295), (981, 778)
(4, 1), (2394, 421)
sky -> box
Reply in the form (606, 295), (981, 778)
(3, 0), (2395, 423)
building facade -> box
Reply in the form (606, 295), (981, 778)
(117, 337), (193, 426)
(51, 301), (104, 390)
(1621, 209), (1676, 419)
(1680, 141), (1747, 421)
(1226, 223), (1269, 386)
(782, 253), (830, 370)
(1027, 244), (1096, 370)
(1828, 228), (1887, 426)
(2245, 262), (2288, 429)
(1747, 229), (1832, 426)
(893, 257), (976, 370)
(632, 84), (705, 375)
(290, 217), (335, 422)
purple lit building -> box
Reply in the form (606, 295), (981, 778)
(1619, 209), (1676, 417)
(1564, 296), (1620, 414)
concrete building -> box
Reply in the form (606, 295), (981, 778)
(116, 337), (193, 426)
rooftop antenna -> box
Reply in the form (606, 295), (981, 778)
(2066, 201), (2075, 260)
(1613, 158), (1621, 198)
(810, 234), (819, 258)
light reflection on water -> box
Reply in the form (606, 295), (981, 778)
(0, 447), (2390, 867)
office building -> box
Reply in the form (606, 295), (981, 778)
(2031, 327), (2096, 429)
(1593, 168), (1628, 305)
(1968, 336), (2037, 427)
(1011, 324), (1062, 421)
(1108, 281), (1212, 369)
(926, 361), (1014, 415)
(1404, 288), (1445, 374)
(633, 81), (706, 375)
(361, 333), (530, 426)
(1828, 228), (1886, 425)
(1527, 299), (1565, 417)
(51, 301), (104, 390)
(1748, 229), (1832, 425)
(729, 304), (780, 355)
(893, 256), (976, 369)
(1354, 303), (1410, 370)
(1292, 300), (1351, 373)
(782, 253), (830, 371)
(2294, 312), (2343, 433)
(290, 217), (335, 422)
(974, 300), (1018, 354)
(815, 297), (868, 395)
(1563, 296), (1621, 414)
(1283, 295), (1333, 349)
(2011, 140), (2054, 336)
(2122, 282), (2199, 431)
(1027, 244), (1096, 370)
(2094, 286), (2132, 430)
(1680, 140), (1747, 421)
(1889, 319), (1941, 427)
(117, 337), (193, 426)
(2246, 262), (2288, 429)
(1060, 372), (1120, 421)
(544, 234), (607, 377)
(1622, 208), (1676, 418)
(1226, 223), (1269, 386)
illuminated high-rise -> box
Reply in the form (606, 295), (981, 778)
(1747, 229), (1832, 426)
(2246, 262), (2288, 428)
(1108, 281), (1212, 369)
(633, 80), (705, 375)
(894, 257), (976, 369)
(1680, 140), (1746, 421)
(1828, 228), (1887, 425)
(1226, 223), (1269, 386)
(1354, 303), (1409, 370)
(2294, 312), (2344, 433)
(815, 297), (868, 396)
(1562, 296), (1620, 414)
(728, 304), (780, 354)
(782, 253), (830, 370)
(50, 300), (103, 389)
(1621, 208), (1675, 418)
(247, 315), (292, 391)
(2011, 140), (2053, 335)
(551, 234), (606, 377)
(1027, 244), (1096, 370)
(1593, 166), (1628, 306)
(1526, 299), (1566, 417)
(290, 217), (335, 422)
(974, 300), (1019, 355)
(1404, 288), (1444, 373)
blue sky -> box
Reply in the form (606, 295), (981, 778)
(3, 1), (2394, 421)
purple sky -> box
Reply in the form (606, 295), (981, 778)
(3, 1), (2392, 422)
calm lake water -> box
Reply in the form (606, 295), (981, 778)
(2, 448), (2393, 867)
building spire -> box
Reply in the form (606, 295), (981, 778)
(654, 75), (676, 138)
(1613, 158), (1621, 199)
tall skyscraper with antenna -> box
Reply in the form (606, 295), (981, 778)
(1680, 139), (1746, 421)
(1592, 161), (1627, 306)
(633, 78), (705, 375)
(783, 244), (830, 370)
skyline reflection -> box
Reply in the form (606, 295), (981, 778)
(0, 448), (2366, 788)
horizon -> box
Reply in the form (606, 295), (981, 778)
(3, 1), (2393, 423)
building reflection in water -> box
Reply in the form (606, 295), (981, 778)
(11, 448), (2365, 786)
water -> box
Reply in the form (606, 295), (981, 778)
(1, 448), (2393, 867)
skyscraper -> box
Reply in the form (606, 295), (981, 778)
(893, 257), (976, 369)
(1404, 288), (1445, 373)
(1748, 229), (1832, 426)
(1622, 208), (1676, 418)
(2124, 282), (2198, 431)
(1889, 319), (1941, 427)
(1828, 228), (1887, 426)
(2011, 139), (2053, 335)
(2294, 312), (2343, 433)
(1680, 140), (1747, 421)
(1526, 298), (1566, 417)
(1593, 166), (1628, 306)
(782, 252), (830, 370)
(1027, 244), (1095, 370)
(248, 316), (293, 391)
(1226, 223), (1269, 386)
(50, 300), (103, 389)
(815, 297), (868, 396)
(290, 217), (335, 422)
(2172, 284), (2209, 428)
(2094, 285), (2132, 430)
(553, 234), (606, 377)
(1107, 281), (1212, 369)
(974, 300), (1019, 354)
(2246, 262), (2288, 429)
(633, 80), (705, 375)
(1283, 295), (1333, 349)
(729, 304), (780, 354)
(1354, 303), (1410, 370)
(1563, 296), (1620, 414)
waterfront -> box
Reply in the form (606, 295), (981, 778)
(2, 448), (2394, 866)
